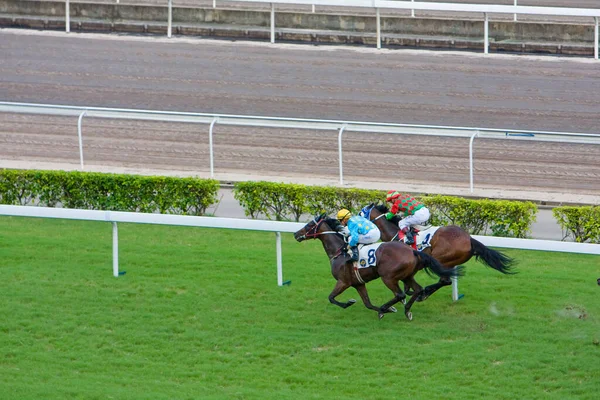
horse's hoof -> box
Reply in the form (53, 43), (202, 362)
(378, 312), (385, 320)
(405, 312), (413, 321)
(401, 298), (407, 305)
(388, 306), (398, 313)
(349, 299), (357, 304)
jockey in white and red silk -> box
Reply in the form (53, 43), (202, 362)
(385, 190), (431, 245)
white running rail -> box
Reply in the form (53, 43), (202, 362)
(1, 101), (600, 193)
(60, 1), (600, 58)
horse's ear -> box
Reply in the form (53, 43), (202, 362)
(316, 212), (326, 221)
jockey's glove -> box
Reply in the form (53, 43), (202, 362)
(385, 212), (395, 220)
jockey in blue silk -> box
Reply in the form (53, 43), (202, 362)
(336, 209), (381, 262)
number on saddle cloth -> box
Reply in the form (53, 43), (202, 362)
(414, 226), (440, 251)
(356, 243), (382, 269)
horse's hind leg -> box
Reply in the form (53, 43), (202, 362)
(354, 284), (382, 313)
(417, 277), (452, 302)
(328, 280), (357, 309)
(404, 279), (423, 297)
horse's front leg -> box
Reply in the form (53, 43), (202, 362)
(328, 279), (357, 309)
(378, 278), (407, 319)
(354, 284), (383, 313)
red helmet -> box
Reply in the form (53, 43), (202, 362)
(386, 190), (401, 202)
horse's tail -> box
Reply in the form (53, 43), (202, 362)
(470, 238), (516, 275)
(414, 250), (463, 279)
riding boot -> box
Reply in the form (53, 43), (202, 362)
(402, 227), (415, 245)
(350, 246), (359, 261)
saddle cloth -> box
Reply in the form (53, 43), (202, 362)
(356, 242), (383, 269)
(414, 226), (440, 251)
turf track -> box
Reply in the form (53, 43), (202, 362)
(1, 216), (598, 399)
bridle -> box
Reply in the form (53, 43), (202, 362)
(297, 216), (339, 241)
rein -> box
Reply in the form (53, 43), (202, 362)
(299, 216), (348, 260)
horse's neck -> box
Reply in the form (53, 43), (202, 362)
(318, 234), (344, 259)
(372, 211), (398, 238)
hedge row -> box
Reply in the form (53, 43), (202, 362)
(0, 169), (220, 215)
(5, 170), (598, 243)
(553, 206), (600, 243)
(233, 181), (538, 238)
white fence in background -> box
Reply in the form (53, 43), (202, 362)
(2, 205), (599, 300)
(2, 101), (600, 193)
(60, 1), (600, 59)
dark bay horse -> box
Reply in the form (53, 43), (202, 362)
(364, 204), (515, 300)
(294, 214), (462, 320)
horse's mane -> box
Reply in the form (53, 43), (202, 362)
(323, 217), (343, 231)
(373, 204), (401, 225)
(374, 204), (389, 213)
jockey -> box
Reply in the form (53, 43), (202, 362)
(385, 190), (431, 245)
(336, 208), (381, 262)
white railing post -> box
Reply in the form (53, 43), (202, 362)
(112, 221), (119, 277)
(338, 125), (346, 185)
(376, 8), (381, 49)
(270, 3), (275, 44)
(213, 0), (216, 8)
(514, 0), (518, 22)
(65, 0), (70, 33)
(77, 110), (86, 170)
(209, 117), (218, 178)
(595, 17), (599, 60)
(312, 4), (315, 13)
(451, 277), (459, 301)
(469, 130), (478, 193)
(167, 0), (172, 38)
(484, 13), (489, 54)
(275, 231), (291, 286)
(411, 0), (415, 18)
(276, 232), (283, 286)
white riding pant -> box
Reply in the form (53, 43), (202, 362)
(357, 228), (381, 245)
(398, 207), (431, 230)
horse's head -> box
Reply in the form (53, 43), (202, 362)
(294, 213), (341, 242)
(294, 213), (327, 242)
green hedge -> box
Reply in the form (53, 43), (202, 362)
(421, 195), (537, 238)
(552, 206), (600, 243)
(233, 181), (538, 238)
(232, 181), (381, 220)
(0, 169), (220, 215)
(9, 170), (598, 242)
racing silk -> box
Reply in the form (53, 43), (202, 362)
(344, 215), (378, 247)
(390, 195), (424, 217)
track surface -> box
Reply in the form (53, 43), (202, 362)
(1, 30), (599, 197)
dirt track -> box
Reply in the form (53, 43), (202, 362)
(1, 30), (599, 197)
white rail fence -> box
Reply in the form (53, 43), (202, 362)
(61, 0), (600, 59)
(2, 205), (600, 300)
(2, 101), (600, 193)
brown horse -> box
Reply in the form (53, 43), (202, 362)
(362, 204), (515, 301)
(293, 214), (462, 320)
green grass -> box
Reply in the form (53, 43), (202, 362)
(1, 216), (599, 400)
